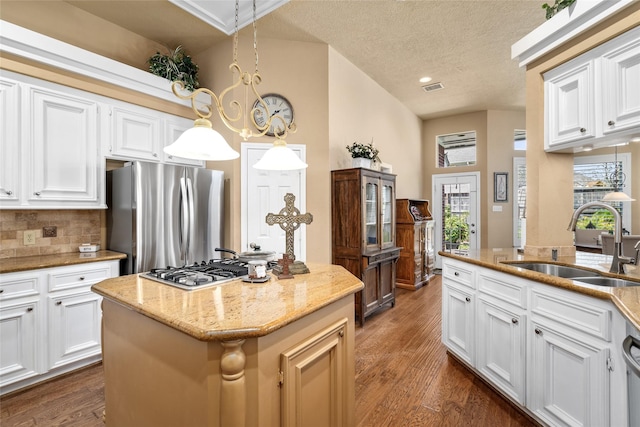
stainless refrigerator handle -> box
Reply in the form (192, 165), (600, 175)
(623, 335), (640, 377)
(186, 177), (196, 266)
(180, 177), (189, 262)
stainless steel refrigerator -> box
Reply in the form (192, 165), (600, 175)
(107, 161), (224, 275)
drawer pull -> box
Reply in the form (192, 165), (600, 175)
(535, 328), (542, 335)
(79, 276), (85, 281)
(56, 301), (62, 305)
(465, 297), (471, 303)
(27, 307), (33, 312)
(512, 318), (518, 324)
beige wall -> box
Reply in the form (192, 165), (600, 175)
(327, 47), (423, 199)
(524, 4), (640, 256)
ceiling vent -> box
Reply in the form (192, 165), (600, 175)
(422, 82), (444, 93)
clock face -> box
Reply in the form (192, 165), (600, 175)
(252, 94), (294, 137)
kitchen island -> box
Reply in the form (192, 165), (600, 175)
(439, 248), (639, 427)
(91, 263), (363, 427)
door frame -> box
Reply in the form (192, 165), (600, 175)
(240, 142), (307, 259)
(432, 171), (481, 269)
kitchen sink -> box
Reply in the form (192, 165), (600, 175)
(502, 261), (640, 287)
(572, 277), (640, 287)
(503, 262), (602, 278)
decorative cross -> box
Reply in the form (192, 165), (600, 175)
(266, 193), (313, 259)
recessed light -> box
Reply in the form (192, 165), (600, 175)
(419, 76), (432, 83)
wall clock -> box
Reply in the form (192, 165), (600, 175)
(252, 93), (294, 137)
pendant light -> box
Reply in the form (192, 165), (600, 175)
(164, 0), (303, 168)
(252, 140), (308, 170)
(602, 143), (635, 202)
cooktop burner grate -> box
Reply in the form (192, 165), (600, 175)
(142, 258), (276, 290)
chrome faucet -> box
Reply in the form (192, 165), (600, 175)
(568, 201), (635, 274)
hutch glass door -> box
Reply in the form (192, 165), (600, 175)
(364, 179), (378, 250)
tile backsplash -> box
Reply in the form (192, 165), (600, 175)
(0, 210), (101, 259)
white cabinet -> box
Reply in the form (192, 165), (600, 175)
(441, 260), (475, 365)
(0, 78), (20, 204)
(26, 85), (102, 207)
(0, 71), (105, 209)
(601, 29), (640, 136)
(545, 58), (596, 148)
(544, 26), (640, 152)
(107, 102), (161, 161)
(0, 301), (39, 387)
(441, 258), (626, 427)
(477, 298), (526, 404)
(104, 100), (205, 167)
(528, 319), (610, 427)
(0, 260), (119, 395)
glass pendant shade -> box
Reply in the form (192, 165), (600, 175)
(602, 191), (635, 202)
(164, 118), (239, 161)
(253, 141), (308, 170)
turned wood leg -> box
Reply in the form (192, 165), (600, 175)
(220, 339), (246, 427)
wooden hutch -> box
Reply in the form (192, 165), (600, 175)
(331, 168), (400, 326)
(395, 199), (435, 290)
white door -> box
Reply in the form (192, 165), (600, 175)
(241, 143), (307, 260)
(433, 172), (480, 269)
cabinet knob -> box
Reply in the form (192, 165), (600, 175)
(5, 190), (12, 196)
(454, 272), (459, 276)
(153, 153), (158, 157)
(512, 318), (518, 324)
(56, 301), (62, 305)
(338, 330), (344, 338)
(579, 128), (586, 133)
(470, 230), (476, 234)
(465, 297), (471, 302)
(27, 307), (33, 312)
(0, 289), (4, 293)
(34, 191), (41, 196)
(168, 155), (173, 159)
(535, 328), (542, 335)
(79, 276), (85, 281)
(608, 120), (615, 126)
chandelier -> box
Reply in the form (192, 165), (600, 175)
(602, 143), (634, 202)
(163, 0), (307, 170)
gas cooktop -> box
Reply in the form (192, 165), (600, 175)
(142, 259), (256, 290)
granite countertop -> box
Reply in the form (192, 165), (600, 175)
(0, 250), (127, 274)
(91, 263), (364, 342)
(439, 248), (640, 331)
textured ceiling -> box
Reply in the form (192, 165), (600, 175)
(66, 0), (547, 120)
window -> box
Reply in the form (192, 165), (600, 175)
(511, 152), (633, 248)
(514, 129), (526, 151)
(437, 131), (476, 168)
(574, 153), (632, 232)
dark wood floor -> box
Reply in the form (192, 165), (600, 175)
(1, 275), (538, 427)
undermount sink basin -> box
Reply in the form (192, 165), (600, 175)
(504, 262), (602, 279)
(572, 277), (640, 287)
(503, 262), (640, 288)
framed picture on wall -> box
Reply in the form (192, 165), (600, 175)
(494, 172), (508, 202)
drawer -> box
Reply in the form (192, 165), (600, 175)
(443, 261), (474, 289)
(48, 265), (112, 292)
(478, 272), (527, 309)
(531, 288), (611, 341)
(0, 271), (41, 300)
